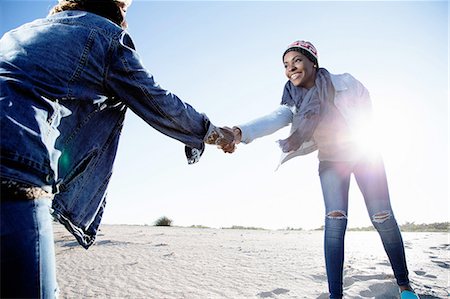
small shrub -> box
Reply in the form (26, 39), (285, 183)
(154, 216), (173, 227)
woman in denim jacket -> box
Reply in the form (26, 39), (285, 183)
(0, 0), (234, 297)
(226, 41), (419, 299)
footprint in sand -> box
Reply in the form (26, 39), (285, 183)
(257, 288), (290, 298)
(311, 274), (327, 281)
(431, 260), (450, 269)
(439, 243), (450, 250)
(352, 274), (393, 281)
(61, 241), (79, 248)
(316, 293), (329, 299)
(94, 240), (132, 246)
(163, 252), (175, 258)
(414, 270), (439, 279)
(358, 281), (397, 298)
(417, 295), (444, 299)
(376, 260), (391, 267)
(429, 244), (449, 250)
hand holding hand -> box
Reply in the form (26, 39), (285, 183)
(205, 126), (236, 153)
(218, 126), (242, 153)
(216, 127), (236, 153)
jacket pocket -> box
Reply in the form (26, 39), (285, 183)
(58, 148), (98, 192)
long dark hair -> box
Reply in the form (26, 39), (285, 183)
(48, 0), (124, 27)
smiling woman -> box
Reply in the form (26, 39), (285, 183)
(224, 39), (420, 298)
(283, 40), (319, 88)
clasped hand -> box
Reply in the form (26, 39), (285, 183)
(204, 126), (242, 153)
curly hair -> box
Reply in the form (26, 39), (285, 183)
(48, 0), (125, 27)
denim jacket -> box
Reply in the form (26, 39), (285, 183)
(0, 11), (210, 248)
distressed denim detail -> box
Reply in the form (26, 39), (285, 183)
(372, 210), (392, 223)
(319, 158), (410, 298)
(326, 210), (348, 220)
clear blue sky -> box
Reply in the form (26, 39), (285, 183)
(1, 1), (448, 229)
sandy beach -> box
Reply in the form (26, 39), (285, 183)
(54, 224), (449, 299)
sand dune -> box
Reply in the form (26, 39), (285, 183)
(54, 224), (449, 298)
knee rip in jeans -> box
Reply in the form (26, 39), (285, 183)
(326, 210), (347, 220)
(372, 211), (392, 223)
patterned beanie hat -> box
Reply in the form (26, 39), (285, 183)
(59, 0), (132, 6)
(282, 40), (319, 67)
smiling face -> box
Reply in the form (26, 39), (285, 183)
(283, 51), (317, 89)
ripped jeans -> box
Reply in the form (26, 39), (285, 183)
(319, 157), (409, 299)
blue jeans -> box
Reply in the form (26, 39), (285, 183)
(319, 157), (410, 299)
(1, 197), (58, 298)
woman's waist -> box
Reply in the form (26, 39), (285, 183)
(0, 179), (53, 201)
